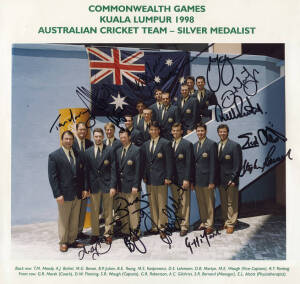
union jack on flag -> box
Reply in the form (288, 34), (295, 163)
(87, 47), (146, 86)
(86, 46), (190, 117)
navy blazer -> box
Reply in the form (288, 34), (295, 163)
(149, 102), (161, 122)
(141, 137), (173, 186)
(177, 96), (198, 134)
(193, 138), (218, 187)
(172, 138), (194, 186)
(217, 139), (242, 187)
(72, 138), (94, 154)
(138, 121), (151, 143)
(84, 144), (117, 193)
(116, 144), (141, 193)
(103, 137), (122, 153)
(133, 114), (144, 130)
(158, 105), (180, 141)
(48, 148), (84, 201)
(192, 88), (218, 118)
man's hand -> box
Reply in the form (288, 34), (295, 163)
(110, 188), (116, 197)
(56, 195), (64, 205)
(208, 183), (215, 190)
(164, 179), (172, 185)
(132, 187), (138, 194)
(182, 180), (190, 190)
(228, 181), (235, 187)
(82, 190), (89, 199)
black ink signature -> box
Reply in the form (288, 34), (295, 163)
(185, 230), (221, 254)
(215, 96), (263, 122)
(78, 237), (111, 260)
(240, 146), (293, 177)
(238, 126), (287, 150)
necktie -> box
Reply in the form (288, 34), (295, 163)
(150, 140), (155, 156)
(81, 140), (84, 152)
(181, 99), (185, 108)
(96, 147), (101, 162)
(197, 141), (201, 153)
(161, 107), (165, 120)
(69, 150), (76, 176)
(172, 140), (176, 149)
(121, 148), (126, 163)
(219, 142), (223, 158)
(109, 139), (112, 146)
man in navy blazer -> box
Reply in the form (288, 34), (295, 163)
(192, 123), (218, 235)
(170, 123), (193, 237)
(48, 130), (85, 252)
(115, 129), (142, 240)
(149, 88), (163, 121)
(103, 122), (122, 152)
(216, 124), (242, 234)
(124, 115), (144, 147)
(133, 101), (146, 130)
(177, 84), (198, 135)
(141, 121), (173, 238)
(72, 122), (94, 240)
(84, 128), (117, 244)
(138, 108), (153, 143)
(187, 76), (197, 96)
(192, 76), (218, 123)
(158, 92), (180, 141)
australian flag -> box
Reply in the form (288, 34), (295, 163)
(86, 46), (190, 117)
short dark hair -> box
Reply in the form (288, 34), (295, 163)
(162, 92), (170, 98)
(154, 88), (162, 95)
(93, 128), (104, 136)
(196, 122), (207, 131)
(186, 76), (195, 82)
(124, 114), (133, 120)
(119, 128), (131, 136)
(76, 122), (86, 130)
(149, 121), (161, 130)
(61, 130), (74, 140)
(181, 83), (188, 88)
(172, 122), (182, 129)
(136, 100), (145, 107)
(217, 124), (229, 132)
(196, 76), (206, 82)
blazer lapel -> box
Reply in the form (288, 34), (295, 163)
(151, 138), (161, 162)
(121, 144), (132, 169)
(60, 148), (73, 174)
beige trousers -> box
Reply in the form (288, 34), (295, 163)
(57, 197), (81, 244)
(77, 198), (87, 233)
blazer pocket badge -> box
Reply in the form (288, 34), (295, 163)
(178, 153), (184, 159)
(202, 152), (208, 158)
(104, 159), (110, 165)
(225, 155), (231, 160)
(186, 108), (191, 114)
(168, 117), (173, 123)
(157, 152), (163, 158)
(127, 160), (133, 166)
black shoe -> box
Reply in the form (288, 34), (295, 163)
(77, 232), (89, 240)
(144, 229), (159, 236)
(88, 235), (99, 245)
(69, 241), (85, 248)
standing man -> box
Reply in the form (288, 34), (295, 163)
(141, 121), (173, 238)
(159, 92), (180, 141)
(124, 115), (144, 147)
(177, 84), (198, 135)
(104, 122), (122, 152)
(186, 76), (197, 96)
(133, 101), (146, 130)
(115, 129), (141, 240)
(139, 108), (153, 142)
(170, 123), (193, 236)
(149, 89), (163, 121)
(193, 123), (218, 235)
(84, 128), (116, 244)
(72, 122), (94, 240)
(217, 124), (242, 234)
(48, 130), (85, 252)
(193, 76), (218, 123)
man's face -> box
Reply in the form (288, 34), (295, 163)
(196, 127), (207, 140)
(119, 132), (130, 146)
(162, 93), (170, 106)
(62, 133), (74, 149)
(181, 85), (189, 99)
(186, 79), (195, 91)
(94, 131), (104, 145)
(124, 116), (133, 129)
(149, 126), (160, 139)
(76, 124), (87, 140)
(143, 109), (152, 122)
(136, 103), (145, 114)
(172, 126), (183, 140)
(218, 127), (229, 141)
(196, 78), (205, 90)
(105, 126), (115, 139)
(155, 90), (162, 102)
